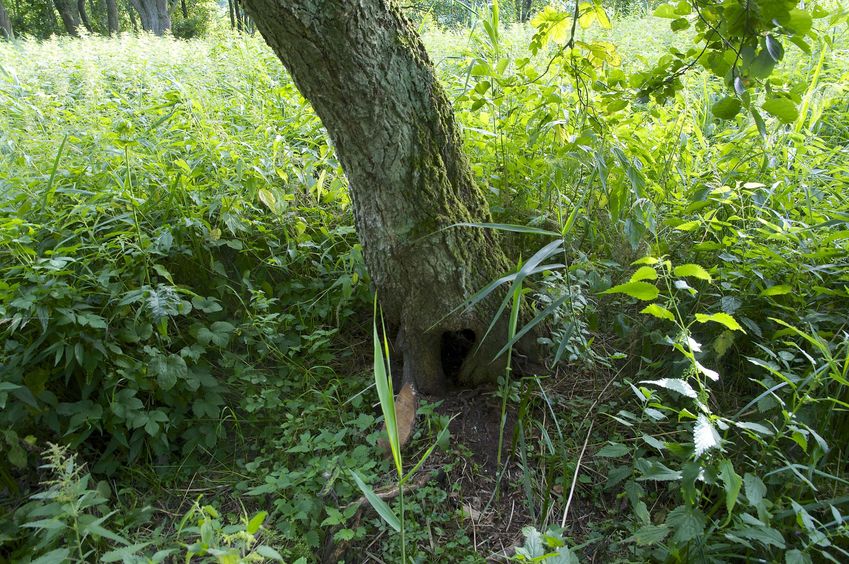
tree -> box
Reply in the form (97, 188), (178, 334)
(105, 0), (118, 34)
(0, 0), (12, 39)
(53, 0), (81, 35)
(240, 0), (520, 394)
(129, 0), (169, 35)
(76, 0), (92, 31)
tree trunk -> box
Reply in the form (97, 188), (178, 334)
(129, 0), (169, 34)
(77, 0), (92, 31)
(234, 0), (242, 32)
(241, 0), (516, 394)
(0, 0), (12, 40)
(179, 0), (186, 18)
(227, 0), (234, 29)
(106, 0), (118, 34)
(515, 0), (533, 22)
(53, 0), (81, 35)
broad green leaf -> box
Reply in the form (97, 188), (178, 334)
(744, 473), (767, 506)
(31, 548), (71, 564)
(246, 511), (267, 535)
(718, 459), (742, 515)
(631, 256), (659, 265)
(760, 284), (792, 296)
(712, 97), (742, 119)
(762, 97), (799, 124)
(349, 470), (400, 532)
(254, 546), (285, 561)
(596, 442), (629, 457)
(666, 504), (706, 543)
(632, 524), (670, 546)
(653, 3), (677, 18)
(695, 360), (720, 381)
(695, 312), (745, 332)
(640, 304), (675, 321)
(641, 378), (697, 398)
(630, 266), (658, 282)
(601, 281), (659, 301)
(694, 414), (721, 457)
(673, 263), (712, 281)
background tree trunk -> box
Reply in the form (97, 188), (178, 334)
(241, 0), (516, 394)
(76, 0), (92, 31)
(515, 0), (533, 22)
(0, 0), (12, 39)
(129, 0), (169, 34)
(106, 0), (118, 34)
(227, 0), (234, 29)
(53, 0), (81, 35)
(179, 0), (186, 18)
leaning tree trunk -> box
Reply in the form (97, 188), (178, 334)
(77, 0), (92, 31)
(241, 0), (517, 394)
(129, 0), (169, 34)
(53, 0), (82, 35)
(0, 0), (12, 40)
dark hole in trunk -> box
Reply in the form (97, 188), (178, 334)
(441, 329), (476, 384)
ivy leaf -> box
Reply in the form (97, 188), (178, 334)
(695, 312), (745, 333)
(601, 281), (659, 301)
(673, 263), (712, 281)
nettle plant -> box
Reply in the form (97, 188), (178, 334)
(600, 257), (848, 562)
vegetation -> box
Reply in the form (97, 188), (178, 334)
(1, 1), (848, 562)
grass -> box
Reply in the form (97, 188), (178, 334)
(1, 10), (849, 562)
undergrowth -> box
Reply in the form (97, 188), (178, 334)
(1, 7), (848, 562)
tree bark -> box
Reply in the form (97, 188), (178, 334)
(129, 0), (170, 34)
(227, 0), (234, 29)
(53, 0), (81, 35)
(0, 0), (12, 40)
(516, 0), (533, 22)
(179, 0), (186, 18)
(241, 0), (516, 394)
(77, 0), (92, 31)
(105, 0), (118, 34)
(234, 0), (242, 32)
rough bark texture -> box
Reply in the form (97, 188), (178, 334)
(105, 0), (118, 34)
(0, 0), (12, 40)
(53, 0), (81, 35)
(77, 0), (92, 31)
(129, 0), (170, 35)
(241, 0), (516, 393)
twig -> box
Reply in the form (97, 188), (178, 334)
(561, 419), (594, 529)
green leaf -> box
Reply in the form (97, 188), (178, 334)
(254, 546), (285, 561)
(640, 304), (675, 321)
(596, 443), (629, 457)
(744, 473), (767, 506)
(695, 312), (745, 332)
(601, 281), (659, 301)
(718, 459), (743, 515)
(632, 524), (670, 546)
(630, 266), (658, 282)
(653, 3), (677, 18)
(246, 511), (267, 535)
(694, 414), (721, 457)
(350, 470), (400, 532)
(101, 543), (152, 562)
(673, 263), (712, 281)
(712, 97), (742, 120)
(762, 97), (799, 124)
(149, 354), (187, 391)
(31, 548), (71, 564)
(666, 505), (706, 543)
(641, 378), (697, 398)
(760, 284), (792, 296)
